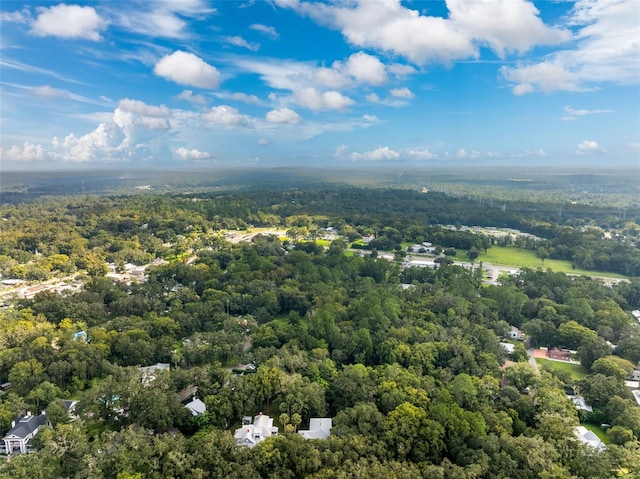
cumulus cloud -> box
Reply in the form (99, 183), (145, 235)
(154, 51), (221, 89)
(176, 89), (207, 105)
(201, 105), (249, 126)
(266, 107), (301, 124)
(343, 52), (388, 85)
(501, 0), (639, 94)
(31, 4), (106, 40)
(408, 148), (438, 160)
(334, 144), (349, 158)
(175, 147), (211, 160)
(258, 138), (269, 145)
(577, 140), (606, 152)
(390, 87), (414, 99)
(48, 98), (172, 163)
(232, 52), (390, 93)
(293, 87), (354, 111)
(0, 142), (48, 162)
(351, 146), (400, 161)
(250, 23), (279, 39)
(276, 0), (568, 64)
(561, 105), (613, 121)
(501, 62), (582, 95)
(224, 35), (260, 51)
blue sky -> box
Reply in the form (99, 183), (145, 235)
(1, 0), (639, 170)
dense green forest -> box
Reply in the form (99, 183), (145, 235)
(0, 185), (639, 478)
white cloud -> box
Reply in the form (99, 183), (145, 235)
(388, 63), (417, 77)
(351, 146), (400, 161)
(390, 87), (414, 99)
(408, 148), (438, 160)
(48, 98), (172, 163)
(154, 51), (221, 89)
(175, 147), (211, 160)
(577, 140), (606, 152)
(114, 99), (171, 130)
(1, 8), (31, 24)
(501, 62), (582, 95)
(343, 52), (388, 85)
(561, 105), (613, 121)
(258, 138), (269, 145)
(266, 107), (301, 124)
(224, 35), (260, 51)
(113, 0), (215, 39)
(501, 0), (640, 94)
(225, 92), (264, 105)
(334, 144), (348, 158)
(0, 142), (47, 162)
(446, 0), (570, 57)
(232, 52), (389, 93)
(32, 85), (72, 99)
(250, 23), (279, 39)
(176, 89), (207, 105)
(293, 87), (354, 111)
(362, 114), (378, 123)
(201, 105), (249, 126)
(31, 4), (106, 40)
(366, 93), (380, 103)
(277, 0), (568, 64)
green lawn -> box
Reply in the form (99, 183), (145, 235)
(535, 358), (589, 381)
(477, 246), (628, 279)
(582, 423), (610, 444)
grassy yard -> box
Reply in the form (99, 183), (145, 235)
(535, 358), (589, 381)
(478, 246), (628, 279)
(582, 423), (610, 444)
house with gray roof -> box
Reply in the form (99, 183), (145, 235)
(574, 426), (606, 451)
(298, 418), (332, 440)
(2, 412), (47, 454)
(185, 398), (206, 416)
(234, 413), (278, 447)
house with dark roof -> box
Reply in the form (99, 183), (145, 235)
(2, 412), (47, 454)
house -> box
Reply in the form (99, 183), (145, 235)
(234, 413), (278, 448)
(2, 412), (47, 454)
(185, 398), (206, 417)
(139, 363), (170, 384)
(631, 390), (640, 407)
(299, 418), (332, 440)
(547, 347), (572, 361)
(508, 326), (524, 341)
(632, 310), (640, 324)
(574, 426), (606, 451)
(567, 395), (593, 412)
(629, 369), (640, 381)
(500, 342), (515, 354)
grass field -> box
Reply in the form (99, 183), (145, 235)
(535, 358), (589, 381)
(477, 246), (628, 279)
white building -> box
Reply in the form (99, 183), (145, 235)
(185, 398), (206, 416)
(299, 418), (332, 440)
(574, 426), (606, 451)
(234, 413), (278, 447)
(2, 412), (47, 454)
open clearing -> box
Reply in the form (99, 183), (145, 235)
(477, 246), (628, 279)
(535, 358), (589, 381)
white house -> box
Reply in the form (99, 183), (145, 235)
(574, 426), (606, 451)
(185, 398), (206, 417)
(2, 412), (47, 454)
(298, 418), (332, 440)
(508, 326), (524, 341)
(629, 369), (640, 381)
(234, 413), (278, 448)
